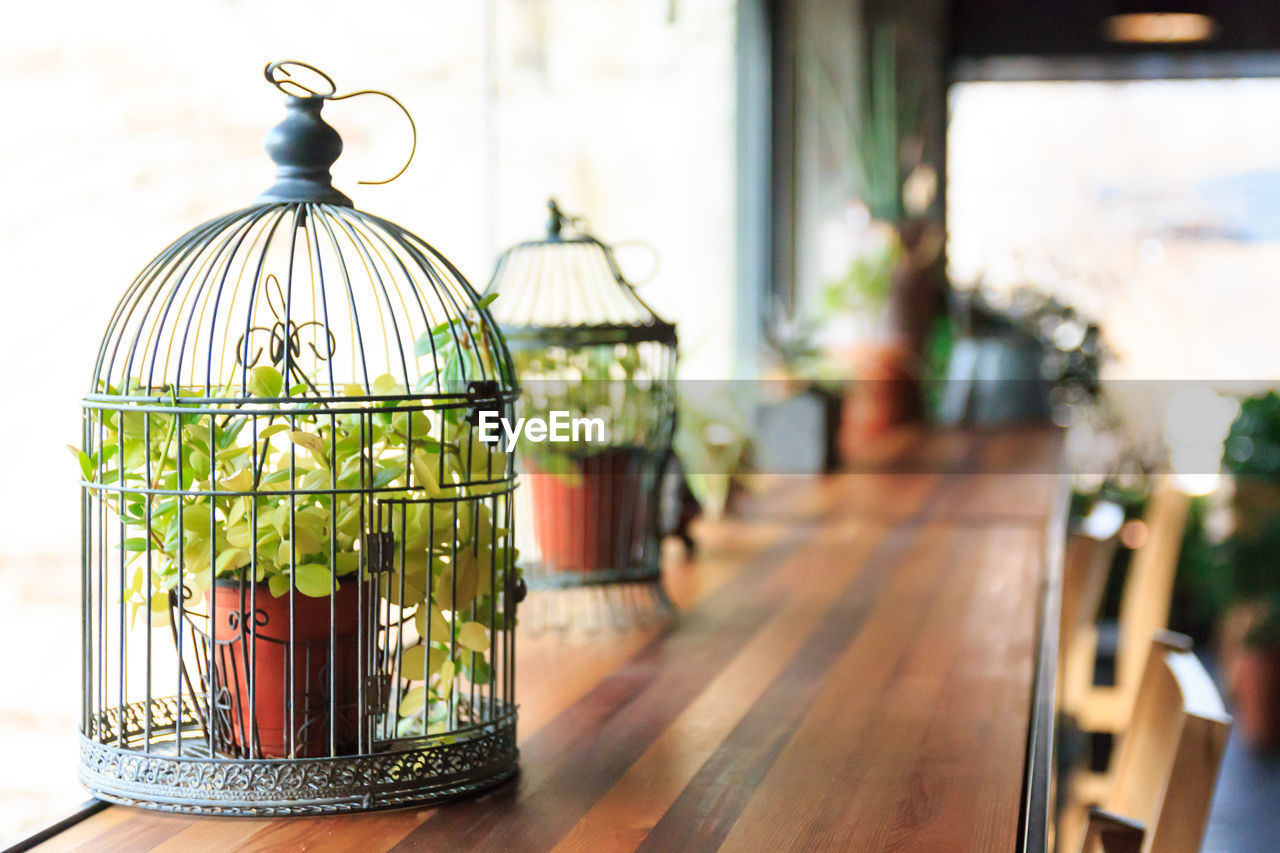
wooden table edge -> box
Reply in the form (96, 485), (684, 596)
(1018, 472), (1069, 853)
(2, 799), (109, 853)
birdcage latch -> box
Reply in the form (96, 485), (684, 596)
(466, 380), (502, 433)
(364, 530), (396, 575)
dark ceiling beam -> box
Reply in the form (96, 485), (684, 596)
(950, 0), (1280, 59)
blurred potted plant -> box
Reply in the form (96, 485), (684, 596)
(939, 286), (1104, 427)
(805, 23), (945, 440)
(675, 390), (753, 522)
(759, 296), (841, 473)
(1219, 390), (1280, 750)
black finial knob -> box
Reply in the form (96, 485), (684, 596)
(546, 198), (565, 239)
(256, 96), (353, 206)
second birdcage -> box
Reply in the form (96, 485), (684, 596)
(485, 202), (677, 606)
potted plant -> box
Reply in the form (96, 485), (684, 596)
(512, 343), (667, 574)
(804, 23), (946, 440)
(937, 286), (1104, 427)
(760, 296), (842, 474)
(1219, 390), (1280, 750)
(73, 306), (516, 757)
(674, 390), (753, 523)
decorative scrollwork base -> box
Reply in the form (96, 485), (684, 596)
(79, 699), (518, 816)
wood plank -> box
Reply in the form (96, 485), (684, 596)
(636, 523), (956, 853)
(715, 523), (1041, 852)
(552, 519), (887, 853)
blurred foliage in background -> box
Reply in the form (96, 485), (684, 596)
(1219, 392), (1280, 646)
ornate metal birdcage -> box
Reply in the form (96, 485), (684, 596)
(76, 62), (523, 815)
(485, 201), (677, 618)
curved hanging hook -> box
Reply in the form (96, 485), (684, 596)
(610, 240), (662, 286)
(329, 89), (417, 186)
(263, 60), (418, 187)
(264, 60), (337, 98)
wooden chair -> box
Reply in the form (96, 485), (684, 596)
(1074, 630), (1232, 853)
(1073, 481), (1191, 733)
(1080, 808), (1144, 853)
(1059, 528), (1120, 716)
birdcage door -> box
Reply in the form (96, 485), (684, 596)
(370, 491), (518, 748)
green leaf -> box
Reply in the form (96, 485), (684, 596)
(458, 621), (490, 652)
(268, 573), (291, 598)
(335, 551), (359, 576)
(372, 463), (406, 489)
(182, 504), (212, 533)
(411, 449), (444, 498)
(437, 659), (456, 701)
(463, 655), (492, 686)
(414, 604), (450, 640)
(288, 430), (326, 455)
(413, 332), (436, 358)
(476, 292), (499, 310)
(122, 537), (151, 552)
(248, 365), (284, 398)
(67, 445), (94, 481)
(119, 411), (147, 441)
(398, 685), (426, 717)
(372, 374), (401, 396)
(214, 548), (251, 576)
(188, 450), (211, 481)
(294, 563), (334, 597)
(225, 497), (248, 526)
(217, 418), (248, 450)
(180, 425), (210, 456)
(219, 469), (254, 492)
(401, 644), (447, 680)
(225, 521), (253, 549)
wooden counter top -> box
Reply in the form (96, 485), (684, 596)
(36, 427), (1065, 853)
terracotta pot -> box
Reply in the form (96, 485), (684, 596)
(1231, 642), (1280, 752)
(208, 579), (365, 758)
(838, 343), (920, 453)
(526, 447), (649, 573)
(1219, 601), (1264, 698)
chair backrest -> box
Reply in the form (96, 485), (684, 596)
(1113, 483), (1190, 717)
(1102, 631), (1231, 853)
(1059, 529), (1120, 713)
(1080, 808), (1145, 853)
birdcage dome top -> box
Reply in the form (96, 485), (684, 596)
(89, 69), (515, 407)
(484, 200), (676, 350)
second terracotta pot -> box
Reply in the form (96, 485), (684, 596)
(526, 447), (649, 573)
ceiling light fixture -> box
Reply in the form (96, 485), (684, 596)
(1104, 12), (1217, 44)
